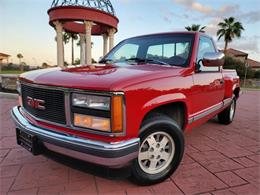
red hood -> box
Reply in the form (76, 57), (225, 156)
(19, 64), (184, 91)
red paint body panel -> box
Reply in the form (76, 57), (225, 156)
(18, 32), (240, 142)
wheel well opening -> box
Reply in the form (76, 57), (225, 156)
(142, 102), (186, 130)
(234, 87), (240, 99)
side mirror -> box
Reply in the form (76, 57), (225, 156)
(202, 52), (225, 67)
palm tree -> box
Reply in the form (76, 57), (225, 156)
(17, 53), (24, 72)
(217, 17), (244, 54)
(62, 33), (70, 45)
(185, 24), (206, 32)
(77, 39), (94, 48)
(63, 32), (78, 65)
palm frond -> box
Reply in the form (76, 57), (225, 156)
(185, 24), (206, 32)
(200, 26), (206, 32)
(228, 17), (235, 24)
(216, 17), (244, 43)
(218, 22), (228, 28)
(217, 29), (225, 36)
(185, 26), (191, 31)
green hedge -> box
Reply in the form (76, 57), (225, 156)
(223, 56), (259, 79)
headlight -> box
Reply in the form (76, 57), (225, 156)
(72, 93), (124, 133)
(72, 93), (110, 111)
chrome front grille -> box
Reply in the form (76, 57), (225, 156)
(21, 84), (66, 125)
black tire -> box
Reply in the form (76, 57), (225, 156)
(131, 114), (184, 185)
(218, 98), (236, 125)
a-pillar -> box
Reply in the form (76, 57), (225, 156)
(84, 21), (93, 65)
(103, 33), (108, 56)
(108, 28), (116, 51)
(53, 21), (64, 67)
(79, 34), (86, 65)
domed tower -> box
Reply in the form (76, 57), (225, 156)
(48, 0), (119, 67)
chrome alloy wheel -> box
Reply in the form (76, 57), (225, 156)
(138, 131), (175, 174)
(230, 100), (235, 120)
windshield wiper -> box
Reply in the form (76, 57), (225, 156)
(126, 58), (169, 65)
(99, 59), (114, 64)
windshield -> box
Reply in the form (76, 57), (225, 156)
(101, 34), (194, 67)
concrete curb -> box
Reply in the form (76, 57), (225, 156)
(0, 92), (18, 99)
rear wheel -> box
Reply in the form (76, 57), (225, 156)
(131, 115), (184, 185)
(218, 98), (236, 125)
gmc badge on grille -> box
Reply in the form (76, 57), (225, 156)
(27, 96), (46, 110)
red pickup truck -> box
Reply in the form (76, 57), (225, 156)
(12, 32), (240, 185)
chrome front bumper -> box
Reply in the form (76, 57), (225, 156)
(11, 106), (140, 168)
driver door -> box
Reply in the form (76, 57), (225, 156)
(191, 36), (225, 115)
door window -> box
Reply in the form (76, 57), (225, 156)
(197, 36), (218, 71)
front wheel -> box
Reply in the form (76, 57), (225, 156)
(218, 98), (236, 125)
(131, 115), (184, 185)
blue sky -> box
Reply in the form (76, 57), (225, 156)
(0, 0), (259, 65)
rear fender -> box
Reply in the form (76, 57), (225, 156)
(224, 79), (234, 98)
(224, 78), (240, 99)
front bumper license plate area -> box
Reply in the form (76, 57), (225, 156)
(16, 129), (43, 155)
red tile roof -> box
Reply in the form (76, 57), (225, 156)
(0, 53), (10, 57)
(247, 58), (260, 68)
(221, 48), (248, 57)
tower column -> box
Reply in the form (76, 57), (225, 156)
(103, 33), (108, 56)
(79, 34), (86, 64)
(54, 21), (64, 67)
(108, 28), (116, 51)
(85, 21), (93, 64)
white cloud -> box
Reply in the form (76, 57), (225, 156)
(191, 2), (212, 13)
(172, 0), (259, 24)
(174, 0), (193, 5)
(230, 37), (259, 53)
(237, 11), (260, 24)
(173, 0), (212, 13)
(205, 17), (222, 36)
(216, 5), (240, 16)
(163, 16), (172, 24)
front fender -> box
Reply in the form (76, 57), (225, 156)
(141, 93), (188, 123)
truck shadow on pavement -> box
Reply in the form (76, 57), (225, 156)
(43, 148), (132, 180)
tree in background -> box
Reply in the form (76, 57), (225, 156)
(92, 58), (97, 63)
(185, 24), (206, 32)
(223, 56), (255, 79)
(63, 32), (78, 65)
(217, 17), (244, 54)
(17, 53), (24, 72)
(42, 62), (49, 69)
(64, 61), (69, 66)
(74, 58), (80, 65)
(74, 58), (96, 65)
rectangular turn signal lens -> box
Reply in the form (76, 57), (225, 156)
(111, 95), (124, 133)
(74, 113), (110, 132)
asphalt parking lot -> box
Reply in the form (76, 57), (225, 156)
(0, 90), (259, 195)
